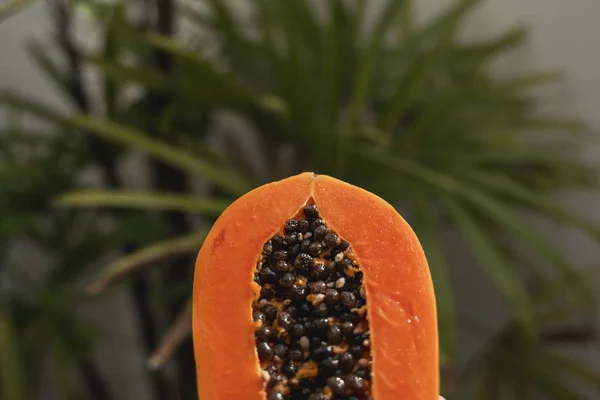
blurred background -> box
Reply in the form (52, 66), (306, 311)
(1, 0), (600, 399)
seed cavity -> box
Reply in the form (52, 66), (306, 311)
(253, 203), (372, 399)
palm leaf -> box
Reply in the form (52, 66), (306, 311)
(540, 351), (600, 391)
(253, 0), (286, 92)
(90, 56), (171, 91)
(497, 70), (564, 92)
(357, 148), (462, 193)
(144, 33), (255, 106)
(380, 0), (479, 70)
(519, 116), (589, 135)
(91, 56), (261, 111)
(254, 0), (321, 120)
(468, 172), (600, 240)
(55, 190), (230, 216)
(66, 115), (253, 196)
(450, 25), (526, 65)
(321, 1), (342, 125)
(260, 2), (315, 119)
(530, 368), (585, 400)
(0, 307), (29, 400)
(347, 0), (405, 127)
(535, 268), (600, 327)
(25, 41), (72, 102)
(202, 0), (242, 39)
(87, 231), (207, 295)
(363, 150), (547, 334)
(184, 2), (265, 85)
(443, 196), (536, 336)
(459, 260), (600, 398)
(397, 0), (413, 40)
(410, 190), (457, 359)
(461, 188), (594, 304)
(282, 0), (321, 48)
(102, 4), (124, 120)
(0, 91), (64, 123)
(379, 0), (480, 133)
(395, 84), (466, 143)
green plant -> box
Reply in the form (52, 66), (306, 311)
(0, 109), (165, 400)
(1, 0), (599, 398)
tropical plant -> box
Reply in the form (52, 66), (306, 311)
(0, 107), (166, 400)
(1, 0), (599, 398)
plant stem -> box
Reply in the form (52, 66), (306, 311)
(50, 0), (118, 185)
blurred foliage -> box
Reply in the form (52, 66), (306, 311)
(0, 0), (36, 21)
(1, 0), (600, 398)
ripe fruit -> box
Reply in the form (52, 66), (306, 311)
(193, 172), (438, 399)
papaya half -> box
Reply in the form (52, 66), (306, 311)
(193, 172), (439, 400)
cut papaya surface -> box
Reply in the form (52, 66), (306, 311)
(193, 172), (439, 400)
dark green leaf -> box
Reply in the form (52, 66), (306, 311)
(262, 2), (314, 119)
(55, 190), (230, 216)
(0, 91), (65, 123)
(461, 188), (594, 305)
(70, 0), (117, 23)
(451, 26), (526, 64)
(348, 0), (405, 126)
(26, 41), (72, 102)
(497, 70), (563, 92)
(540, 351), (600, 390)
(379, 0), (480, 133)
(184, 3), (267, 86)
(0, 307), (29, 400)
(468, 172), (600, 241)
(443, 196), (536, 337)
(531, 368), (585, 400)
(103, 9), (126, 120)
(321, 1), (342, 125)
(90, 56), (171, 89)
(283, 0), (321, 48)
(535, 267), (600, 326)
(398, 0), (413, 40)
(410, 190), (457, 359)
(356, 148), (462, 193)
(144, 33), (255, 106)
(396, 85), (466, 142)
(66, 115), (253, 195)
(519, 117), (589, 135)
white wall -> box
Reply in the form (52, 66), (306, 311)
(2, 0), (599, 398)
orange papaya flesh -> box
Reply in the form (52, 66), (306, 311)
(193, 172), (439, 400)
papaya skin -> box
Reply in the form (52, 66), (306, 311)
(193, 172), (439, 399)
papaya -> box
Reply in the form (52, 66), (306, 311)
(193, 172), (439, 400)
